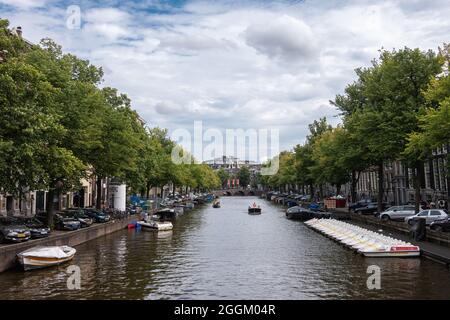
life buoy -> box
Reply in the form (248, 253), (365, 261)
(438, 200), (446, 208)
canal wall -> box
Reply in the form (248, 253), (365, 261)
(0, 216), (136, 273)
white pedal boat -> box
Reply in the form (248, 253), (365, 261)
(305, 218), (421, 258)
(17, 246), (76, 271)
(359, 244), (420, 257)
(137, 220), (173, 231)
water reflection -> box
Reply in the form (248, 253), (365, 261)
(0, 196), (449, 299)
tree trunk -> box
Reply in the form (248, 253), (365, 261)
(377, 162), (384, 214)
(96, 176), (102, 210)
(413, 163), (422, 213)
(336, 184), (341, 196)
(351, 170), (357, 203)
(309, 185), (314, 198)
(447, 143), (450, 211)
(46, 189), (55, 229)
(146, 181), (151, 199)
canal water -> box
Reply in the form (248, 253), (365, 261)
(1, 196), (450, 299)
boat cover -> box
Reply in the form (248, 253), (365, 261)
(19, 246), (73, 258)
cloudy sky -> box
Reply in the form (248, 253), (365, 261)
(1, 0), (449, 161)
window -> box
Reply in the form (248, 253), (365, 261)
(418, 211), (429, 217)
(404, 206), (415, 211)
(430, 210), (442, 216)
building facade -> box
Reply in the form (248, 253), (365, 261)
(353, 147), (448, 207)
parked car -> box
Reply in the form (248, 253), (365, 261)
(55, 214), (81, 231)
(430, 214), (450, 232)
(0, 218), (31, 243)
(299, 195), (311, 202)
(83, 208), (111, 223)
(348, 199), (373, 211)
(405, 209), (449, 226)
(15, 217), (50, 239)
(354, 203), (379, 215)
(61, 209), (93, 228)
(355, 202), (391, 215)
(379, 205), (416, 221)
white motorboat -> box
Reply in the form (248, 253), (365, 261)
(137, 220), (173, 231)
(17, 246), (76, 271)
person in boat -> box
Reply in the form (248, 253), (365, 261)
(141, 211), (148, 222)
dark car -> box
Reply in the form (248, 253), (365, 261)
(15, 217), (50, 239)
(354, 203), (379, 215)
(55, 214), (81, 231)
(83, 208), (111, 223)
(61, 209), (93, 228)
(36, 211), (82, 230)
(0, 217), (31, 243)
(348, 199), (373, 211)
(355, 203), (391, 215)
(430, 214), (450, 232)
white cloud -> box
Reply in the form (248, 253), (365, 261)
(244, 14), (317, 62)
(3, 0), (450, 154)
(0, 0), (47, 9)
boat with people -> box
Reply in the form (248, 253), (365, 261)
(248, 202), (261, 215)
(213, 199), (221, 208)
(17, 246), (77, 271)
(137, 220), (173, 231)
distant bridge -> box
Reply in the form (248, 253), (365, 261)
(214, 189), (263, 197)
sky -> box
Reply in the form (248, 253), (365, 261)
(1, 0), (450, 161)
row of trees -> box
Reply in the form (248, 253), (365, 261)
(0, 19), (220, 226)
(261, 44), (450, 213)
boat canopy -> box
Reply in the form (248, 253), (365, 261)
(19, 246), (72, 258)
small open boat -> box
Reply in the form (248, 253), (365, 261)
(17, 246), (76, 271)
(213, 200), (221, 208)
(137, 220), (173, 231)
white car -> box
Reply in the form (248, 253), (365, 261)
(404, 209), (449, 225)
(379, 205), (416, 221)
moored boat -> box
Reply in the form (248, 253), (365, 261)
(213, 200), (221, 208)
(154, 208), (178, 220)
(285, 206), (314, 221)
(137, 220), (173, 231)
(17, 246), (76, 271)
(305, 218), (420, 258)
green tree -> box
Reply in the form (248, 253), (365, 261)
(217, 168), (230, 188)
(237, 166), (251, 189)
(335, 48), (442, 212)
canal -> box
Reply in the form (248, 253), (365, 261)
(1, 196), (450, 299)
